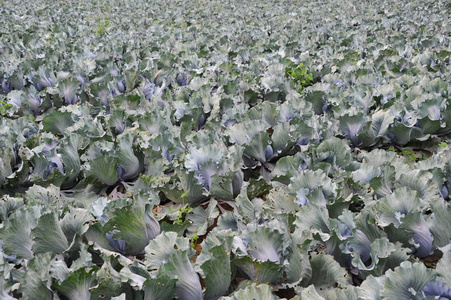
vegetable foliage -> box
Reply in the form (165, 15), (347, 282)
(0, 0), (450, 298)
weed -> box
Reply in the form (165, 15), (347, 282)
(388, 146), (428, 168)
(173, 204), (192, 225)
(0, 100), (13, 116)
(285, 62), (314, 93)
(401, 149), (417, 163)
(190, 226), (203, 248)
(95, 16), (110, 36)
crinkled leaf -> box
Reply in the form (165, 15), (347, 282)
(375, 187), (421, 228)
(144, 232), (191, 273)
(245, 227), (284, 263)
(294, 204), (334, 242)
(358, 275), (384, 300)
(20, 253), (53, 300)
(380, 261), (436, 300)
(315, 137), (352, 169)
(221, 282), (280, 300)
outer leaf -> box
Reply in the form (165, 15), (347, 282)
(0, 212), (34, 259)
(325, 287), (359, 300)
(186, 199), (219, 237)
(209, 171), (243, 200)
(221, 282), (280, 300)
(338, 113), (365, 146)
(430, 203), (451, 247)
(436, 244), (451, 286)
(305, 254), (350, 291)
(294, 204), (334, 242)
(144, 232), (190, 273)
(200, 245), (231, 300)
(42, 111), (76, 136)
(20, 253), (54, 300)
(32, 213), (69, 255)
(90, 257), (129, 299)
(288, 169), (336, 207)
(389, 123), (413, 146)
(59, 134), (82, 187)
(272, 152), (309, 184)
(58, 78), (79, 105)
(117, 133), (141, 181)
(102, 205), (159, 256)
(401, 213), (433, 258)
(143, 274), (178, 300)
(245, 227), (284, 263)
(271, 122), (294, 154)
(0, 277), (17, 300)
(285, 242), (311, 286)
(159, 250), (202, 300)
(369, 163), (395, 198)
(358, 275), (384, 300)
(86, 156), (119, 186)
(315, 137), (352, 169)
(380, 261), (436, 300)
(299, 285), (326, 300)
(60, 209), (92, 244)
(244, 131), (271, 164)
(359, 110), (393, 147)
(84, 223), (117, 252)
(233, 256), (283, 285)
(53, 267), (99, 300)
(374, 187), (421, 228)
(159, 171), (206, 204)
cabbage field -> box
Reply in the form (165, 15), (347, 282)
(1, 0), (451, 298)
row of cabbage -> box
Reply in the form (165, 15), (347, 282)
(0, 0), (450, 298)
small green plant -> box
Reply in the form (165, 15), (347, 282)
(285, 62), (314, 93)
(0, 100), (13, 116)
(401, 149), (417, 163)
(173, 204), (192, 225)
(439, 142), (448, 148)
(190, 226), (202, 248)
(401, 148), (428, 169)
(388, 146), (397, 152)
(95, 15), (110, 36)
(388, 146), (427, 168)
